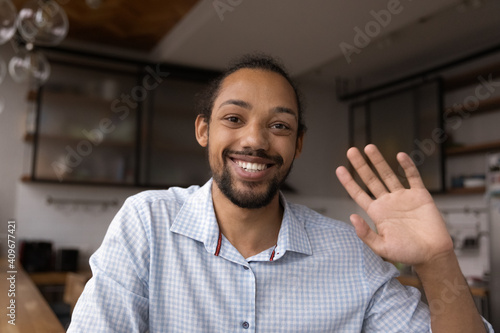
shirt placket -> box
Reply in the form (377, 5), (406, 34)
(238, 262), (256, 332)
(214, 233), (257, 331)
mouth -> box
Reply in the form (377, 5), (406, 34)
(223, 149), (283, 180)
(233, 159), (271, 172)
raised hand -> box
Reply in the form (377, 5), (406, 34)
(335, 144), (453, 267)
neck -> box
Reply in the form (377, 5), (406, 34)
(211, 182), (283, 259)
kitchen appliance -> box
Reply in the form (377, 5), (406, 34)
(20, 241), (53, 272)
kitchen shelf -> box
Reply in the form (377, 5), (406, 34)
(24, 133), (33, 142)
(20, 174), (205, 190)
(443, 62), (500, 92)
(23, 52), (220, 188)
(21, 175), (32, 182)
(445, 186), (485, 195)
(24, 133), (135, 148)
(21, 175), (132, 186)
(444, 96), (500, 117)
(43, 88), (116, 108)
(445, 141), (500, 156)
(150, 142), (205, 155)
(27, 90), (38, 102)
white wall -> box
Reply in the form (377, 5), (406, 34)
(0, 44), (29, 225)
(288, 78), (350, 198)
(14, 182), (140, 269)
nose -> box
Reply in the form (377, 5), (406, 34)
(240, 122), (270, 151)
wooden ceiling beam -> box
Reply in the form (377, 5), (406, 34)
(12, 0), (200, 51)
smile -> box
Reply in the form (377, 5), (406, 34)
(235, 160), (269, 172)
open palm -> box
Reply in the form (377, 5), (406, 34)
(336, 145), (453, 266)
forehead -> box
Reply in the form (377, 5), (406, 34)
(215, 68), (298, 110)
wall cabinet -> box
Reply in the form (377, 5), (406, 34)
(349, 80), (444, 193)
(24, 51), (218, 188)
(347, 52), (500, 195)
(31, 61), (139, 185)
(442, 60), (500, 194)
(141, 77), (211, 187)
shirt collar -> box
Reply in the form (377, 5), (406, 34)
(274, 192), (313, 259)
(170, 178), (312, 258)
(170, 179), (220, 255)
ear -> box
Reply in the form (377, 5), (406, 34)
(294, 131), (304, 158)
(195, 115), (209, 147)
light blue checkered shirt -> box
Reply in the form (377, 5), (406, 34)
(68, 179), (492, 332)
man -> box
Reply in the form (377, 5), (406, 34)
(68, 55), (493, 332)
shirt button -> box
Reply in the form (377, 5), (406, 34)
(242, 321), (250, 329)
(243, 266), (249, 270)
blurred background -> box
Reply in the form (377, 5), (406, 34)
(0, 0), (500, 331)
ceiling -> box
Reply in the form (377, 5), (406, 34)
(149, 0), (500, 87)
(16, 0), (500, 88)
(13, 0), (199, 50)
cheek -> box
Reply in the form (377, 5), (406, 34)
(207, 127), (239, 156)
(206, 138), (226, 168)
(277, 140), (299, 165)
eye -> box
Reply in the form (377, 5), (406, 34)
(222, 115), (244, 127)
(226, 116), (240, 123)
(271, 123), (290, 130)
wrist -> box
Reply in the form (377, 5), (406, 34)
(413, 250), (460, 282)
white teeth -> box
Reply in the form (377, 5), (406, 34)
(236, 160), (268, 172)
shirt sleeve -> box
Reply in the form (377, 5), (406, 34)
(360, 243), (494, 332)
(67, 197), (151, 333)
(361, 243), (431, 332)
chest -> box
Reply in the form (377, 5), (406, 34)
(148, 241), (369, 332)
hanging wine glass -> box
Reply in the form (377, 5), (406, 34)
(0, 0), (17, 45)
(16, 0), (69, 46)
(8, 46), (51, 84)
(0, 56), (6, 84)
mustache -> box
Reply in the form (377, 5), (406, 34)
(223, 148), (284, 166)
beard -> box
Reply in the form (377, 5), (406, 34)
(211, 148), (293, 209)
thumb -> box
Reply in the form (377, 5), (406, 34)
(350, 214), (384, 255)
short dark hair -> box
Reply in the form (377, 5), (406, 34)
(196, 53), (307, 135)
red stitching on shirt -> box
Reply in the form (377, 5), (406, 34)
(214, 231), (222, 256)
(269, 247), (276, 261)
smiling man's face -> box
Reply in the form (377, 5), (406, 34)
(195, 68), (303, 209)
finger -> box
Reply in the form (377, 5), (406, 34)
(350, 214), (385, 256)
(336, 166), (373, 212)
(397, 152), (425, 189)
(346, 147), (388, 198)
(364, 144), (404, 192)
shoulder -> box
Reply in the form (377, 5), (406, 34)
(113, 185), (203, 232)
(286, 200), (365, 259)
(121, 185), (203, 218)
(287, 201), (359, 241)
(126, 185), (202, 208)
(287, 201), (394, 279)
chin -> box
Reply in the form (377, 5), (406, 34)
(214, 171), (281, 209)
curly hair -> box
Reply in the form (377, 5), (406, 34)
(196, 53), (307, 135)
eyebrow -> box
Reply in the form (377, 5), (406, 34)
(219, 99), (251, 109)
(219, 99), (298, 119)
(273, 106), (297, 119)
